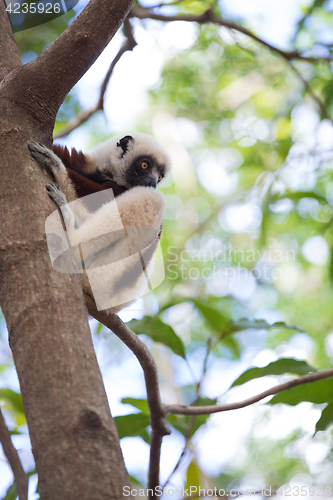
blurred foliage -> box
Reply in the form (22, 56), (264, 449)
(2, 0), (333, 497)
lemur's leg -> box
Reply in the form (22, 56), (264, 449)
(46, 183), (76, 233)
(69, 186), (165, 263)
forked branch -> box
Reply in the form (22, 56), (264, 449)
(0, 0), (22, 81)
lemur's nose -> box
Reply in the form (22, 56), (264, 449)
(143, 177), (157, 188)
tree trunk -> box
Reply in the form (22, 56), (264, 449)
(0, 0), (135, 497)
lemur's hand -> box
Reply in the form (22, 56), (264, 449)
(28, 142), (63, 174)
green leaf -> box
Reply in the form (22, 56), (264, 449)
(314, 402), (333, 434)
(0, 389), (24, 414)
(166, 414), (188, 435)
(185, 460), (201, 493)
(191, 300), (241, 357)
(268, 376), (333, 406)
(121, 398), (150, 415)
(219, 335), (241, 358)
(1, 482), (16, 500)
(96, 322), (104, 334)
(9, 428), (21, 436)
(1, 470), (38, 500)
(230, 319), (302, 334)
(192, 300), (230, 333)
(0, 389), (26, 426)
(231, 358), (317, 388)
(128, 474), (144, 487)
(127, 317), (186, 358)
(114, 413), (150, 443)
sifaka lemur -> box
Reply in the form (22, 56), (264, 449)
(28, 133), (171, 312)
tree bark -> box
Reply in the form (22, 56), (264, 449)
(0, 0), (135, 498)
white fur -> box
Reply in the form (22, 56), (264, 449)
(88, 132), (171, 187)
(60, 187), (165, 312)
(47, 133), (170, 313)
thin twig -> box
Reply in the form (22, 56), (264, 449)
(163, 339), (212, 489)
(0, 407), (28, 500)
(55, 5), (331, 138)
(148, 430), (163, 498)
(54, 19), (137, 139)
(130, 6), (331, 119)
(83, 293), (170, 497)
(130, 6), (332, 63)
(164, 368), (333, 416)
(287, 62), (331, 120)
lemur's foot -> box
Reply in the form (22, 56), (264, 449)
(28, 141), (61, 173)
(46, 183), (67, 208)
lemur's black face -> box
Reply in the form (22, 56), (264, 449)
(125, 155), (165, 189)
(116, 135), (166, 189)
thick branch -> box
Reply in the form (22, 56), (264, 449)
(0, 407), (28, 500)
(130, 5), (332, 63)
(0, 0), (22, 81)
(163, 339), (212, 489)
(84, 293), (170, 496)
(7, 0), (135, 128)
(164, 368), (333, 416)
(54, 19), (137, 138)
(84, 293), (170, 436)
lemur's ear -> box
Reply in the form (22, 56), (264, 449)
(117, 135), (134, 157)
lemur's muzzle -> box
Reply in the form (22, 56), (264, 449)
(140, 177), (157, 188)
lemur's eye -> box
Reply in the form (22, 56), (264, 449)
(141, 161), (149, 169)
(158, 175), (163, 182)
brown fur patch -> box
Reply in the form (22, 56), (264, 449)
(52, 144), (128, 211)
(52, 144), (89, 173)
